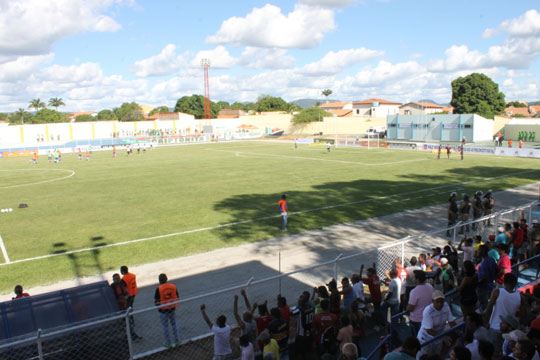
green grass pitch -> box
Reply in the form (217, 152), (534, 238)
(0, 141), (538, 293)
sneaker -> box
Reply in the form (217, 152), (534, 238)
(163, 343), (172, 349)
(175, 340), (182, 347)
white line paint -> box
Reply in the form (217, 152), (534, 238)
(0, 169), (76, 189)
(208, 148), (429, 166)
(0, 169), (537, 266)
(0, 235), (10, 264)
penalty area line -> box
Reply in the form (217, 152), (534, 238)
(0, 234), (10, 264)
(1, 169), (538, 267)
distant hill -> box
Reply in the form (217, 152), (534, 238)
(529, 100), (540, 105)
(291, 99), (341, 108)
(417, 99), (450, 106)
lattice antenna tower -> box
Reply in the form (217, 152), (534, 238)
(200, 58), (211, 120)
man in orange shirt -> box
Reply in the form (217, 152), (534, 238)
(121, 266), (138, 310)
(278, 194), (288, 231)
(31, 151), (37, 164)
(154, 273), (180, 348)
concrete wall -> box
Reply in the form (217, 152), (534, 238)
(493, 116), (511, 135)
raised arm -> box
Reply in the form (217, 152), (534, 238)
(233, 295), (245, 329)
(240, 289), (252, 310)
(200, 304), (213, 329)
(359, 264), (364, 278)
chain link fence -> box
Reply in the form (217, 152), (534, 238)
(2, 201), (538, 360)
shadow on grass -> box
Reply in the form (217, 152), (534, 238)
(49, 236), (110, 284)
(212, 166), (539, 261)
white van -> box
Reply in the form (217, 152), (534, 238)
(364, 126), (386, 138)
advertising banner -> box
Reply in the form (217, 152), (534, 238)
(495, 148), (540, 158)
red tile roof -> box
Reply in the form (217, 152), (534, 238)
(328, 109), (352, 117)
(320, 102), (351, 108)
(504, 106), (530, 117)
(529, 105), (540, 114)
(353, 98), (402, 105)
(217, 114), (239, 119)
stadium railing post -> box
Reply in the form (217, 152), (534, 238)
(125, 307), (134, 360)
(452, 222), (461, 243)
(36, 328), (44, 360)
(334, 253), (343, 281)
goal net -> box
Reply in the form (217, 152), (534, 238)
(367, 133), (380, 149)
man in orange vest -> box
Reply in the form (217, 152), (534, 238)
(154, 273), (180, 348)
(121, 265), (142, 339)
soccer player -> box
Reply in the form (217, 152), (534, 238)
(85, 149), (90, 161)
(446, 144), (451, 159)
(278, 194), (288, 231)
(31, 151), (37, 164)
(47, 150), (52, 163)
(326, 142), (331, 153)
(113, 146), (117, 158)
(78, 148), (82, 160)
(437, 144), (441, 159)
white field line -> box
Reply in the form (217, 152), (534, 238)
(0, 235), (10, 264)
(207, 148), (429, 166)
(0, 169), (76, 189)
(1, 168), (537, 267)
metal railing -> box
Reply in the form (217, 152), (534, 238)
(1, 201), (538, 360)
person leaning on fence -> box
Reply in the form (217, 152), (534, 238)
(240, 289), (272, 335)
(482, 190), (495, 227)
(200, 303), (233, 360)
(154, 273), (180, 348)
(416, 290), (457, 359)
(381, 269), (401, 332)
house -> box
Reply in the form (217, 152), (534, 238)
(529, 105), (540, 116)
(399, 102), (447, 115)
(352, 98), (401, 117)
(504, 106), (530, 117)
(319, 102), (353, 111)
(327, 109), (353, 117)
(68, 111), (97, 121)
(217, 109), (247, 119)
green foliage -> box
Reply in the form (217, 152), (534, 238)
(28, 98), (46, 111)
(148, 106), (170, 116)
(48, 97), (65, 110)
(113, 102), (144, 121)
(321, 89), (333, 98)
(450, 73), (505, 119)
(33, 109), (68, 123)
(0, 113), (8, 121)
(9, 109), (33, 124)
(256, 95), (289, 112)
(174, 94), (219, 119)
(216, 101), (230, 110)
(292, 107), (332, 125)
(506, 101), (527, 108)
(244, 102), (258, 112)
(230, 102), (245, 110)
(97, 110), (116, 120)
(75, 114), (96, 122)
(512, 114), (527, 118)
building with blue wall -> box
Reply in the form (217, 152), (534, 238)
(386, 114), (493, 142)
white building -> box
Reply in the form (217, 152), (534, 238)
(352, 98), (401, 117)
(399, 102), (446, 115)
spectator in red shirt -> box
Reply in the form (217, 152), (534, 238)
(277, 295), (291, 322)
(12, 285), (30, 300)
(327, 279), (341, 317)
(512, 221), (525, 262)
(241, 291), (272, 335)
(312, 299), (339, 355)
(360, 263), (383, 327)
(496, 244), (512, 285)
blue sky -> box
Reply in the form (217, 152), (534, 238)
(1, 0), (539, 112)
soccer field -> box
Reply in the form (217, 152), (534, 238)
(0, 141), (538, 293)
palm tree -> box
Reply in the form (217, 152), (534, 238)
(14, 108), (28, 124)
(29, 98), (46, 112)
(321, 89), (333, 104)
(48, 97), (65, 111)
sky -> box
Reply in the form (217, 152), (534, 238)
(1, 0), (540, 112)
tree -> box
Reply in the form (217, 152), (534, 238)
(33, 109), (68, 123)
(29, 98), (46, 112)
(505, 101), (526, 108)
(321, 89), (333, 103)
(48, 97), (65, 111)
(0, 113), (8, 122)
(216, 101), (230, 110)
(148, 106), (170, 116)
(75, 114), (95, 122)
(113, 102), (144, 121)
(256, 95), (289, 112)
(174, 95), (219, 119)
(292, 107), (331, 125)
(10, 108), (33, 124)
(230, 102), (244, 110)
(450, 73), (505, 119)
(97, 109), (116, 120)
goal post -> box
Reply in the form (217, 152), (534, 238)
(367, 133), (380, 149)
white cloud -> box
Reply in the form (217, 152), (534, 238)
(483, 9), (540, 38)
(299, 0), (353, 8)
(190, 46), (238, 69)
(0, 54), (53, 82)
(301, 48), (383, 75)
(238, 47), (296, 69)
(132, 44), (187, 77)
(0, 0), (122, 56)
(206, 4), (335, 49)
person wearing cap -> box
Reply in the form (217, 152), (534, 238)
(458, 193), (472, 234)
(502, 329), (528, 357)
(437, 257), (455, 293)
(472, 191), (484, 231)
(482, 191), (495, 227)
(447, 192), (459, 237)
(416, 290), (456, 358)
(495, 226), (508, 245)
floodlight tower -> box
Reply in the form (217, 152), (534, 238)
(200, 58), (211, 120)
